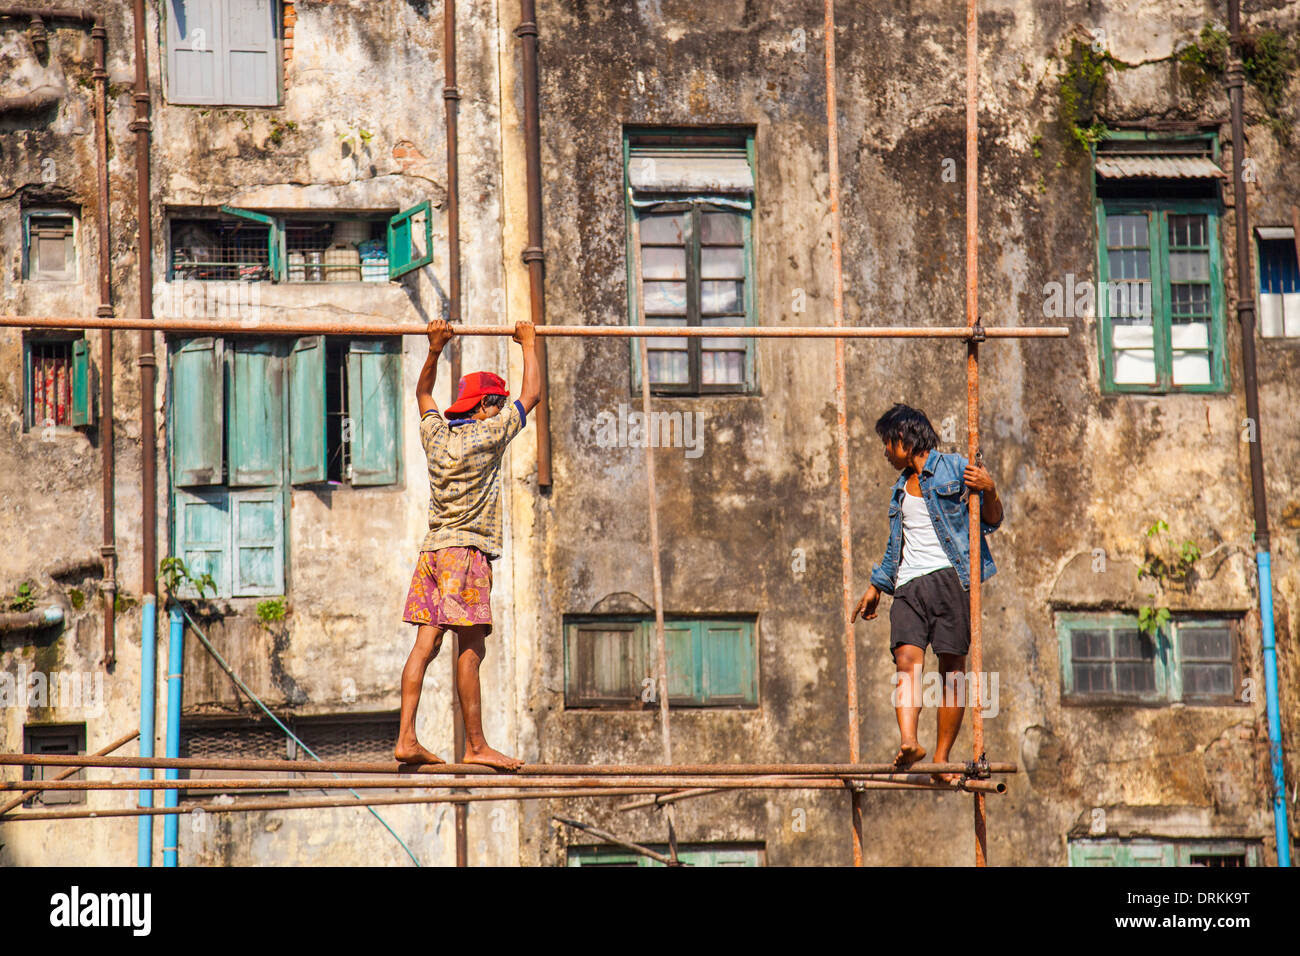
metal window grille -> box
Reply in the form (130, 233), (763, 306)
(28, 340), (73, 428)
(1188, 853), (1246, 867)
(171, 218), (272, 281)
(1070, 626), (1157, 697)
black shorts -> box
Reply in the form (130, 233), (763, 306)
(888, 567), (971, 658)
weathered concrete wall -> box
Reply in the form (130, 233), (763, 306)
(516, 0), (1300, 865)
(2, 0), (1298, 867)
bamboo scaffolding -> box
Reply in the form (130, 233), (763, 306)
(0, 789), (680, 823)
(0, 316), (1068, 338)
(0, 730), (139, 817)
(0, 753), (1016, 776)
(2, 776), (1007, 794)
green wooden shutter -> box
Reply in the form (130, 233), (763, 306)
(230, 489), (283, 596)
(662, 621), (697, 703)
(566, 621), (645, 705)
(172, 337), (225, 487)
(387, 201), (433, 279)
(227, 341), (284, 487)
(701, 620), (756, 704)
(71, 338), (94, 427)
(347, 340), (400, 486)
(289, 336), (326, 484)
(174, 487), (231, 597)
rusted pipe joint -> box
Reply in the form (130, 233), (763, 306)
(968, 321), (986, 343)
(443, 85), (461, 101)
(128, 118), (150, 133)
(521, 245), (545, 265)
(28, 14), (47, 56)
(96, 305), (114, 318)
(514, 21), (538, 39)
(1225, 63), (1245, 90)
(964, 754), (991, 780)
(137, 353), (156, 369)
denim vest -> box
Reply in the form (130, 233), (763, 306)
(868, 449), (1002, 594)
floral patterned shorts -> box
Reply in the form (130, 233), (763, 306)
(403, 547), (493, 634)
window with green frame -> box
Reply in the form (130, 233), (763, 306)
(1057, 613), (1242, 706)
(567, 843), (764, 867)
(1095, 199), (1227, 391)
(169, 335), (401, 597)
(563, 615), (758, 708)
(625, 129), (757, 395)
(1068, 838), (1259, 867)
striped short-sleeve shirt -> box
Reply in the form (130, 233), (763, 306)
(419, 399), (526, 558)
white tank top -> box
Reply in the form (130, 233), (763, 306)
(896, 489), (953, 588)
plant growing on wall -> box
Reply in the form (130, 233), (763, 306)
(255, 597), (288, 626)
(1136, 519), (1203, 638)
(157, 557), (216, 602)
(7, 581), (36, 613)
(1057, 37), (1114, 150)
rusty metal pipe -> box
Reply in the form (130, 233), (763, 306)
(4, 775), (1012, 793)
(965, 0), (987, 868)
(516, 0), (552, 487)
(90, 20), (116, 671)
(0, 316), (1069, 339)
(0, 6), (100, 23)
(130, 0), (156, 604)
(0, 730), (139, 817)
(0, 753), (1016, 776)
(0, 788), (676, 823)
(442, 0), (468, 871)
(822, 0), (863, 868)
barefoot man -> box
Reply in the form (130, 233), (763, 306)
(394, 318), (540, 769)
(851, 404), (1003, 784)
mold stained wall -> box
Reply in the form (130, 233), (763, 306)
(515, 0), (1299, 866)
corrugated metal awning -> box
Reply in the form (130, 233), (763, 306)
(1094, 154), (1225, 180)
(628, 149), (754, 195)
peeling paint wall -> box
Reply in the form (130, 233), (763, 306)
(2, 0), (1298, 867)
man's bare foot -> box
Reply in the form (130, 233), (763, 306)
(394, 739), (446, 765)
(893, 742), (926, 768)
(931, 771), (962, 786)
(463, 744), (524, 772)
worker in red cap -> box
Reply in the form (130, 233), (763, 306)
(395, 318), (540, 769)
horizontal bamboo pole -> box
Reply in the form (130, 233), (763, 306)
(0, 788), (677, 823)
(3, 775), (1007, 794)
(0, 315), (1069, 339)
(0, 753), (1017, 777)
(616, 775), (1006, 810)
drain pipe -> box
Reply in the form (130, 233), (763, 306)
(162, 605), (184, 866)
(131, 0), (159, 867)
(91, 17), (117, 672)
(517, 0), (552, 488)
(1227, 0), (1290, 867)
(443, 0), (468, 869)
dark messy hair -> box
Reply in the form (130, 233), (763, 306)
(447, 392), (508, 420)
(874, 403), (939, 454)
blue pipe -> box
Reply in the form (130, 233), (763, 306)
(1257, 552), (1291, 866)
(162, 605), (185, 867)
(137, 595), (156, 867)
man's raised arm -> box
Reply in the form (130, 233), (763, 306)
(514, 320), (541, 415)
(417, 319), (455, 416)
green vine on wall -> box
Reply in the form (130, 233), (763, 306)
(1057, 38), (1114, 150)
(1136, 519), (1203, 639)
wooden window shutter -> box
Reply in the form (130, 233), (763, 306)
(227, 341), (284, 487)
(346, 339), (401, 486)
(289, 336), (327, 484)
(171, 337), (225, 487)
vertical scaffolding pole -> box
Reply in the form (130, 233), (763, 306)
(822, 0), (863, 866)
(632, 217), (678, 864)
(965, 0), (988, 867)
(443, 0), (468, 868)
